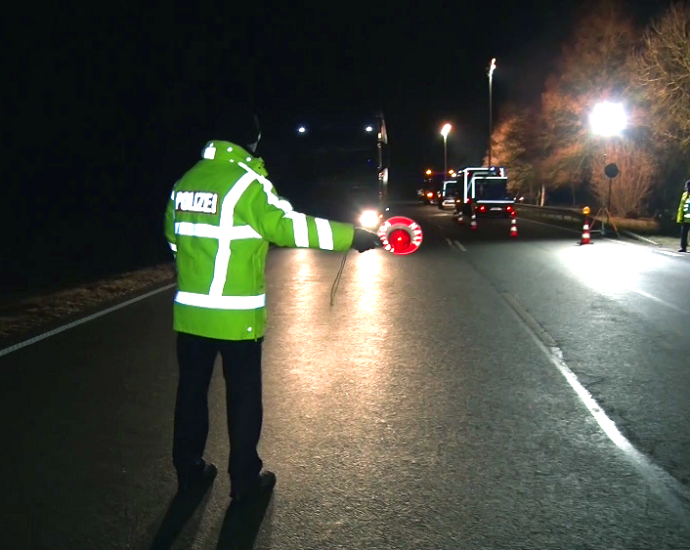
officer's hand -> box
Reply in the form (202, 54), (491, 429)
(351, 228), (380, 253)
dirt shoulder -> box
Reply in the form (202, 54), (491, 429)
(0, 264), (176, 344)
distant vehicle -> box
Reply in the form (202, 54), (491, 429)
(454, 167), (514, 217)
(438, 179), (460, 210)
(417, 188), (437, 204)
(290, 112), (389, 229)
(418, 172), (445, 205)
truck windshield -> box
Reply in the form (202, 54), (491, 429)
(476, 179), (511, 200)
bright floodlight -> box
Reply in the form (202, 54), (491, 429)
(359, 210), (380, 229)
(298, 126), (306, 133)
(590, 102), (627, 137)
(489, 58), (496, 76)
(365, 126), (373, 132)
(441, 123), (452, 138)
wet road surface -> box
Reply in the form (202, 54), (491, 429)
(1, 203), (689, 549)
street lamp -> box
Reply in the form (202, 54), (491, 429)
(441, 123), (452, 181)
(365, 126), (373, 132)
(298, 126), (306, 134)
(488, 58), (497, 169)
(590, 102), (627, 235)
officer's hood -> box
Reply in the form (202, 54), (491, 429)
(200, 140), (268, 177)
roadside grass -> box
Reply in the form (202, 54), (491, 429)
(0, 264), (176, 341)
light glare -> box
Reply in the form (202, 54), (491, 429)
(359, 210), (380, 229)
(590, 102), (627, 137)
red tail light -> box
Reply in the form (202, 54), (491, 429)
(479, 205), (486, 212)
(506, 205), (513, 212)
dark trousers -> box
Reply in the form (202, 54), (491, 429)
(173, 332), (263, 495)
(681, 223), (689, 251)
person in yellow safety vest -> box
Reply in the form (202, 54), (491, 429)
(164, 107), (380, 500)
(677, 179), (690, 253)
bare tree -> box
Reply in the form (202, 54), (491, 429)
(483, 105), (536, 200)
(590, 139), (657, 216)
(535, 0), (637, 204)
(631, 3), (690, 152)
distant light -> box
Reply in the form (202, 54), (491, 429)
(425, 169), (432, 175)
(359, 210), (380, 229)
(365, 126), (373, 132)
(298, 126), (306, 133)
(441, 123), (452, 138)
(590, 102), (627, 137)
(489, 58), (497, 77)
(448, 169), (454, 175)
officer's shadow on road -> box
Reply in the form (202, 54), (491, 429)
(215, 490), (274, 550)
(144, 485), (214, 550)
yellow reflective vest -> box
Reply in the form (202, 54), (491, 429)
(677, 191), (690, 223)
(165, 141), (355, 340)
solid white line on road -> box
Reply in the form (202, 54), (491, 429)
(502, 292), (690, 531)
(445, 238), (466, 252)
(629, 287), (688, 315)
(517, 217), (581, 235)
(453, 240), (467, 252)
(0, 283), (177, 359)
(521, 218), (687, 259)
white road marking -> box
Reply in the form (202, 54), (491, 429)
(445, 238), (466, 252)
(502, 292), (690, 531)
(628, 287), (688, 315)
(0, 283), (177, 359)
(521, 218), (687, 259)
(517, 217), (581, 234)
(453, 240), (467, 252)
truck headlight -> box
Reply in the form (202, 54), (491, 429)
(359, 210), (380, 228)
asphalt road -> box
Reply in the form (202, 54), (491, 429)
(1, 203), (689, 549)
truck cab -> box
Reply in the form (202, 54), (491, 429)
(455, 167), (514, 217)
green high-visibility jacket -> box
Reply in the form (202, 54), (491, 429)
(677, 191), (690, 223)
(164, 140), (355, 340)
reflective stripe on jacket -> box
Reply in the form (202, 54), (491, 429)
(164, 140), (355, 340)
(677, 191), (690, 223)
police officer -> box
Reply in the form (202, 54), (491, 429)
(164, 108), (380, 500)
(677, 179), (690, 253)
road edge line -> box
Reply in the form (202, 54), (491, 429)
(0, 283), (177, 359)
(501, 291), (690, 531)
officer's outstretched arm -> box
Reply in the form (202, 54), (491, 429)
(236, 179), (354, 252)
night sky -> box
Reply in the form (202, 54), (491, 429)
(5, 0), (666, 290)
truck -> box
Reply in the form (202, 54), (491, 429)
(288, 112), (389, 229)
(454, 167), (514, 218)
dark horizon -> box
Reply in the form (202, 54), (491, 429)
(4, 0), (671, 293)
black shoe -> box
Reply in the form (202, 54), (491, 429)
(678, 248), (687, 253)
(177, 462), (218, 494)
(231, 471), (276, 503)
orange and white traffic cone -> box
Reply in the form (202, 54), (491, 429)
(509, 217), (518, 238)
(470, 214), (477, 231)
(510, 217), (518, 238)
(580, 221), (591, 245)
